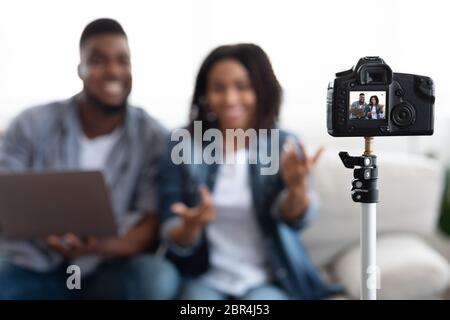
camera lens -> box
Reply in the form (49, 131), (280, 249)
(391, 103), (416, 128)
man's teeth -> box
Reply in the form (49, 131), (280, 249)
(103, 82), (123, 95)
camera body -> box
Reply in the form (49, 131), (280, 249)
(327, 56), (434, 137)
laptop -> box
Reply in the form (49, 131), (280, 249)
(0, 170), (117, 240)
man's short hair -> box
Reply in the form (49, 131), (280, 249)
(80, 18), (127, 49)
(360, 93), (365, 96)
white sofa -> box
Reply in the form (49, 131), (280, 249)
(303, 148), (450, 299)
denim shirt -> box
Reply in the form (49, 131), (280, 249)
(365, 104), (384, 119)
(158, 128), (342, 299)
(0, 95), (167, 273)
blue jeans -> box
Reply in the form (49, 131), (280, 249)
(180, 280), (290, 300)
(0, 254), (179, 300)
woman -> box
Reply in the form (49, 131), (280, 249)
(159, 44), (341, 300)
(365, 95), (385, 119)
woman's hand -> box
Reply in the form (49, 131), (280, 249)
(169, 186), (215, 247)
(280, 139), (323, 222)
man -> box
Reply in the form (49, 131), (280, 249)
(349, 93), (367, 119)
(0, 18), (178, 299)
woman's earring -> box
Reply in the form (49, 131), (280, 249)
(200, 96), (217, 122)
(206, 110), (217, 122)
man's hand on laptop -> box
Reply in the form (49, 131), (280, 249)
(46, 233), (100, 258)
(45, 215), (157, 258)
(46, 233), (126, 258)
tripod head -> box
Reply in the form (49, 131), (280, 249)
(339, 151), (379, 204)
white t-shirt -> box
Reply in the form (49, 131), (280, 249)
(200, 148), (270, 296)
(79, 127), (123, 170)
(370, 106), (378, 119)
(73, 127), (123, 271)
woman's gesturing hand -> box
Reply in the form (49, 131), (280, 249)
(169, 186), (215, 247)
(280, 139), (324, 222)
(171, 186), (215, 228)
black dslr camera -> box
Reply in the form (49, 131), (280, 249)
(327, 56), (434, 137)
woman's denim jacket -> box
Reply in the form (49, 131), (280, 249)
(158, 127), (342, 299)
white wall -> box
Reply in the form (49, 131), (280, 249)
(1, 0), (449, 161)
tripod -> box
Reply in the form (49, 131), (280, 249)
(339, 137), (378, 300)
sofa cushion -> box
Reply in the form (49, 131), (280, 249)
(330, 234), (450, 299)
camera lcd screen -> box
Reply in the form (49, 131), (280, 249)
(349, 91), (386, 121)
